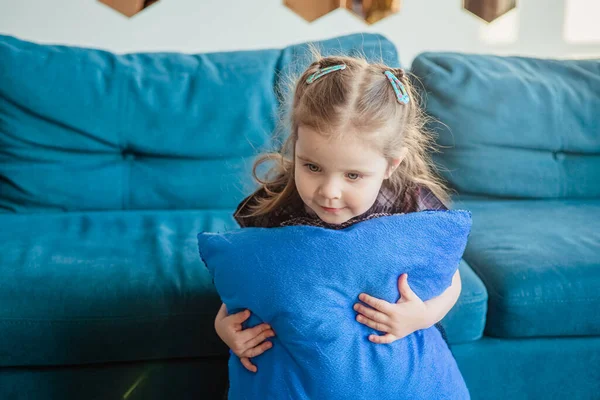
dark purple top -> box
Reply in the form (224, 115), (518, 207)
(234, 182), (448, 229)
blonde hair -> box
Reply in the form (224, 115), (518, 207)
(237, 49), (451, 218)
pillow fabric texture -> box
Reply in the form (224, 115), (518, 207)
(198, 210), (472, 399)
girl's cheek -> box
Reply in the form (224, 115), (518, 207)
(296, 174), (315, 197)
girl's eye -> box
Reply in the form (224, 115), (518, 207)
(347, 173), (361, 181)
(306, 163), (320, 172)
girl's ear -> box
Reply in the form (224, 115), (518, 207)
(385, 147), (408, 179)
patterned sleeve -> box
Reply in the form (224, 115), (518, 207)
(416, 186), (448, 211)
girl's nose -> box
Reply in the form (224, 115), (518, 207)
(318, 179), (342, 200)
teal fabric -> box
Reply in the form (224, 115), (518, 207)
(0, 33), (399, 213)
(0, 30), (399, 367)
(452, 336), (600, 400)
(440, 260), (488, 344)
(411, 53), (600, 199)
(0, 337), (600, 400)
(0, 357), (230, 400)
(0, 32), (400, 368)
(2, 337), (599, 400)
(0, 210), (237, 367)
(455, 199), (600, 338)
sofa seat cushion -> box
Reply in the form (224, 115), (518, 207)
(440, 259), (488, 344)
(0, 210), (239, 367)
(456, 199), (600, 338)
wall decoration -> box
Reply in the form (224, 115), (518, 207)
(285, 0), (401, 24)
(285, 0), (517, 24)
(284, 0), (340, 22)
(463, 0), (517, 23)
(99, 0), (160, 18)
(342, 0), (401, 25)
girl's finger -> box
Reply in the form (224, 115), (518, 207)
(353, 303), (390, 324)
(369, 333), (397, 344)
(243, 328), (275, 349)
(397, 274), (418, 302)
(359, 293), (393, 313)
(238, 323), (273, 342)
(242, 340), (273, 358)
(230, 309), (251, 324)
(240, 357), (257, 373)
(356, 314), (391, 333)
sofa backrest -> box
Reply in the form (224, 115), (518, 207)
(412, 53), (600, 199)
(0, 33), (399, 213)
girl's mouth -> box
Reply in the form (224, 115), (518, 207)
(321, 206), (345, 214)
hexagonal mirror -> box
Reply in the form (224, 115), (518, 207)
(463, 0), (516, 23)
(342, 0), (401, 25)
(285, 0), (400, 24)
(284, 0), (339, 22)
(99, 0), (160, 18)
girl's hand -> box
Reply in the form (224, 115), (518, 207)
(353, 273), (429, 344)
(214, 303), (275, 373)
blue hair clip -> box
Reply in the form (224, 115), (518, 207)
(306, 64), (347, 84)
(384, 70), (410, 105)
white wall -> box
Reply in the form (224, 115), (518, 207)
(1, 0), (599, 66)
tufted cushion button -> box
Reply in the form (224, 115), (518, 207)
(552, 151), (566, 161)
(122, 150), (135, 161)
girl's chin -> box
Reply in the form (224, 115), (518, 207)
(315, 211), (353, 225)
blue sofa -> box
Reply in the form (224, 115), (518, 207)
(0, 32), (598, 399)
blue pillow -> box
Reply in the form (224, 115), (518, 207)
(198, 210), (472, 399)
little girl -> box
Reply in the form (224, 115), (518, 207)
(214, 54), (462, 378)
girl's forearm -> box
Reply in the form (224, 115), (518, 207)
(423, 270), (462, 327)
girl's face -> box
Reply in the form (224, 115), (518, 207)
(294, 125), (397, 225)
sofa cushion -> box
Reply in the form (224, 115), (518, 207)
(411, 52), (600, 199)
(198, 211), (472, 400)
(0, 210), (240, 367)
(452, 336), (600, 400)
(0, 33), (399, 213)
(440, 259), (488, 344)
(456, 199), (600, 338)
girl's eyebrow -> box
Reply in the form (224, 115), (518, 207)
(296, 155), (316, 163)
